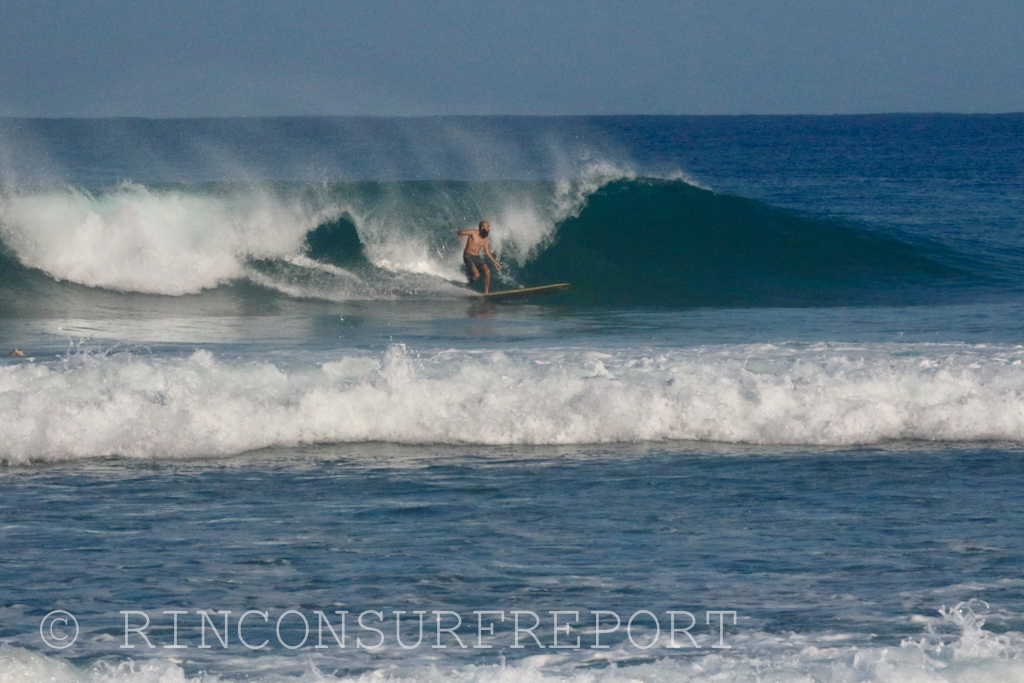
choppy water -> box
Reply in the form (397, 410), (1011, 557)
(1, 115), (1024, 682)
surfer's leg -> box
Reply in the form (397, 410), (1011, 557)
(464, 255), (480, 282)
(482, 264), (491, 293)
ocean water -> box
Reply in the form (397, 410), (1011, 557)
(2, 114), (1024, 682)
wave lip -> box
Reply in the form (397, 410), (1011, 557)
(3, 342), (1024, 464)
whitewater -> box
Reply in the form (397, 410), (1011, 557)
(5, 341), (1024, 463)
(1, 114), (1024, 682)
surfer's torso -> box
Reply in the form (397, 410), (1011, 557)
(462, 230), (489, 256)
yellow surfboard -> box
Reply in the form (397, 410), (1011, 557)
(470, 283), (570, 300)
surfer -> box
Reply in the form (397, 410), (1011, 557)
(457, 221), (502, 294)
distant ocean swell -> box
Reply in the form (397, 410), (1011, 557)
(4, 342), (1024, 463)
(0, 177), (979, 309)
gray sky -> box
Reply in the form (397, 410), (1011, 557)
(1, 0), (1022, 117)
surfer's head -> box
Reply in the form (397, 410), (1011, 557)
(478, 221), (490, 237)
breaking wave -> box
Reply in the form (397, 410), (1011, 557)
(4, 342), (1024, 463)
(0, 176), (980, 309)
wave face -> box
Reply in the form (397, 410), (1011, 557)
(4, 342), (1024, 463)
(0, 174), (985, 310)
(521, 179), (970, 306)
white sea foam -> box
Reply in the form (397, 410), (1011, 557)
(2, 602), (1023, 682)
(0, 183), (340, 295)
(0, 646), (196, 683)
(3, 342), (1024, 463)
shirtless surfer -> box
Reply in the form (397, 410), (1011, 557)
(457, 221), (502, 293)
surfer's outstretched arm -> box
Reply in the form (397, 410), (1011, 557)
(484, 244), (502, 270)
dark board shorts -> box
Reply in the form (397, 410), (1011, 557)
(464, 253), (486, 273)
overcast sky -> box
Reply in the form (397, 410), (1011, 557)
(1, 0), (1022, 117)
